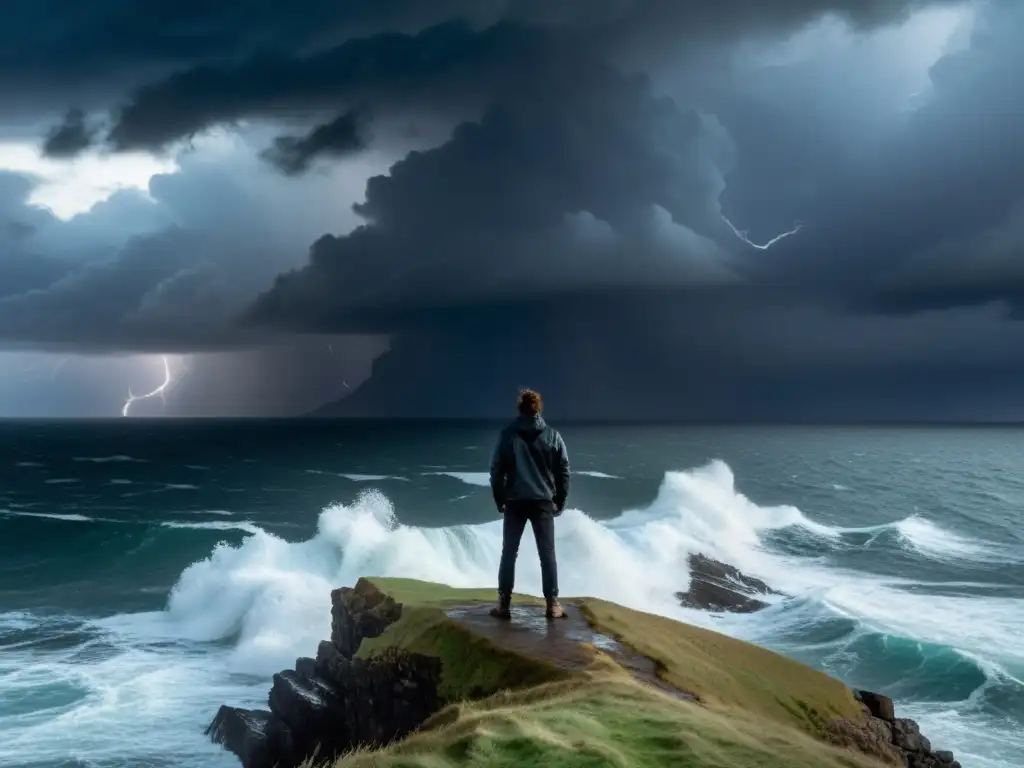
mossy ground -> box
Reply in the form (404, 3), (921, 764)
(357, 604), (569, 699)
(577, 598), (861, 735)
(312, 578), (879, 768)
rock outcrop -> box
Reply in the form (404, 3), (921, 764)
(206, 579), (442, 768)
(205, 576), (960, 768)
(676, 553), (782, 613)
(830, 689), (962, 768)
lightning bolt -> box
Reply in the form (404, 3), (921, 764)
(722, 215), (803, 250)
(121, 355), (177, 417)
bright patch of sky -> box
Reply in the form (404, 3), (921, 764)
(0, 143), (177, 219)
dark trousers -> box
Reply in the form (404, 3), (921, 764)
(497, 502), (558, 600)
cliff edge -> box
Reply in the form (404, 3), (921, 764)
(206, 577), (961, 768)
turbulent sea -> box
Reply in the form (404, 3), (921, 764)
(0, 421), (1022, 768)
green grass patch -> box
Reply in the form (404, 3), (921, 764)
(577, 598), (862, 736)
(362, 577), (861, 738)
(357, 605), (568, 700)
(313, 673), (883, 768)
(340, 579), (872, 766)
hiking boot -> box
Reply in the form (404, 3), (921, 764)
(489, 593), (511, 620)
(546, 598), (565, 620)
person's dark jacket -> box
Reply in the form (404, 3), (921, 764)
(489, 414), (571, 514)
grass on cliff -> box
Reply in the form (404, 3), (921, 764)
(313, 578), (881, 768)
(363, 578), (862, 737)
(357, 603), (570, 699)
(312, 669), (883, 768)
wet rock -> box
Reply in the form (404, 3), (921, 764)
(907, 755), (957, 768)
(262, 651), (443, 764)
(675, 553), (780, 613)
(865, 715), (894, 745)
(205, 705), (283, 768)
(827, 716), (906, 766)
(207, 579), (443, 768)
(857, 689), (896, 721)
(331, 577), (402, 658)
(830, 691), (960, 768)
(893, 718), (931, 753)
(295, 656), (316, 678)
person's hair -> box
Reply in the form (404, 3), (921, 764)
(517, 388), (543, 416)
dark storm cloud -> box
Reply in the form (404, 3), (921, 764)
(2, 0), (1020, 419)
(755, 0), (1024, 316)
(236, 0), (1024, 419)
(0, 0), (955, 88)
(0, 154), (358, 353)
(246, 65), (739, 333)
(3, 0), (956, 154)
(311, 297), (1024, 421)
(0, 228), (255, 351)
(0, 173), (75, 299)
(41, 110), (97, 158)
(261, 110), (369, 176)
(102, 21), (575, 155)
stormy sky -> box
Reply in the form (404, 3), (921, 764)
(0, 0), (1021, 419)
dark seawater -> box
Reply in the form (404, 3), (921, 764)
(0, 420), (1021, 768)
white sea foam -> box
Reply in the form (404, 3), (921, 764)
(100, 461), (1021, 674)
(829, 514), (1008, 562)
(4, 459), (1019, 768)
(0, 510), (95, 523)
(0, 634), (260, 768)
(160, 521), (262, 534)
(895, 516), (992, 560)
(305, 470), (409, 482)
(95, 462), (861, 677)
(0, 611), (38, 631)
(575, 470), (622, 479)
(421, 471), (490, 486)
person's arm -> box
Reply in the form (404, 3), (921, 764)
(553, 431), (570, 512)
(489, 431), (508, 513)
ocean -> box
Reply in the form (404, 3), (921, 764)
(0, 420), (1021, 768)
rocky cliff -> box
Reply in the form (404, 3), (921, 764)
(206, 580), (440, 768)
(842, 690), (962, 768)
(205, 576), (962, 768)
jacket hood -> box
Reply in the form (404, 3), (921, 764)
(514, 414), (547, 434)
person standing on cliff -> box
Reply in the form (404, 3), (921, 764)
(488, 388), (571, 620)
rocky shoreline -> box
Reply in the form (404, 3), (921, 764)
(848, 690), (962, 768)
(206, 580), (442, 768)
(206, 572), (961, 768)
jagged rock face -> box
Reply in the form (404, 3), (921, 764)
(859, 690), (897, 721)
(206, 579), (443, 768)
(206, 707), (280, 768)
(675, 553), (780, 613)
(331, 578), (403, 658)
(837, 690), (962, 768)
